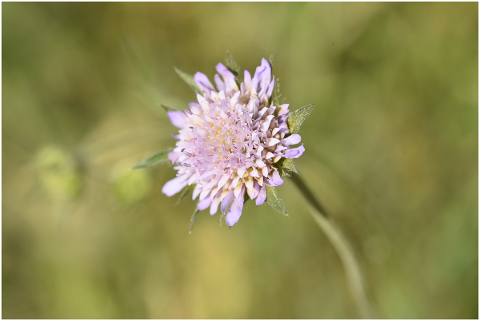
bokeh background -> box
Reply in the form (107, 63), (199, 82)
(3, 2), (478, 319)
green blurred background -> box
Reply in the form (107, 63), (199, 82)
(2, 2), (478, 318)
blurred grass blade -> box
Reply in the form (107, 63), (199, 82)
(189, 208), (200, 234)
(174, 67), (202, 94)
(287, 103), (315, 134)
(176, 185), (194, 205)
(160, 104), (178, 112)
(132, 149), (173, 169)
(266, 186), (288, 216)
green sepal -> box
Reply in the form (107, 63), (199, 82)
(189, 208), (200, 234)
(219, 211), (226, 226)
(176, 185), (194, 205)
(271, 79), (285, 108)
(268, 55), (286, 107)
(174, 67), (202, 94)
(225, 51), (243, 85)
(268, 55), (274, 69)
(287, 103), (315, 134)
(132, 149), (173, 169)
(276, 158), (298, 177)
(265, 186), (288, 216)
(160, 104), (178, 113)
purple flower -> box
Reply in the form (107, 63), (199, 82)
(162, 58), (304, 226)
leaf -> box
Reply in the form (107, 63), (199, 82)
(160, 104), (177, 113)
(174, 67), (202, 94)
(132, 149), (173, 169)
(265, 186), (288, 216)
(176, 185), (194, 205)
(189, 208), (200, 234)
(287, 103), (315, 134)
(276, 158), (298, 177)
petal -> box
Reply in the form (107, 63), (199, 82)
(252, 58), (271, 90)
(266, 170), (284, 187)
(243, 70), (252, 91)
(162, 176), (187, 197)
(267, 76), (275, 97)
(284, 144), (305, 159)
(192, 185), (201, 200)
(281, 134), (302, 146)
(210, 197), (221, 215)
(272, 170), (284, 186)
(278, 104), (290, 116)
(197, 197), (212, 211)
(168, 151), (181, 163)
(266, 138), (280, 146)
(256, 186), (267, 205)
(217, 174), (231, 189)
(167, 111), (188, 128)
(199, 188), (211, 201)
(216, 63), (238, 91)
(194, 72), (215, 94)
(214, 74), (225, 92)
(225, 193), (245, 226)
(221, 190), (235, 213)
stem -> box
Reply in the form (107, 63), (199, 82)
(290, 173), (377, 319)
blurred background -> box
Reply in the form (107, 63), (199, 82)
(2, 2), (478, 318)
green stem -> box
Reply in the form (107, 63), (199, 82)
(290, 173), (377, 319)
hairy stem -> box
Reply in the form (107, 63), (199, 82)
(290, 173), (377, 319)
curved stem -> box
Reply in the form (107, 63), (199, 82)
(290, 173), (377, 319)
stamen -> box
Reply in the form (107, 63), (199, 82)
(185, 108), (193, 115)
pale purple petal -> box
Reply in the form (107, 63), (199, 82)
(253, 58), (271, 92)
(210, 198), (220, 215)
(168, 151), (180, 163)
(284, 144), (305, 159)
(225, 193), (245, 226)
(270, 170), (284, 186)
(256, 186), (267, 205)
(162, 176), (188, 197)
(221, 190), (235, 213)
(266, 137), (280, 146)
(167, 111), (188, 128)
(197, 197), (212, 210)
(194, 72), (215, 94)
(281, 134), (302, 146)
(216, 63), (237, 91)
(267, 76), (275, 97)
(214, 74), (225, 92)
(244, 70), (252, 89)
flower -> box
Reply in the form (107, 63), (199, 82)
(162, 58), (305, 226)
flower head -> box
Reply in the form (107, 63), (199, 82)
(162, 58), (305, 226)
